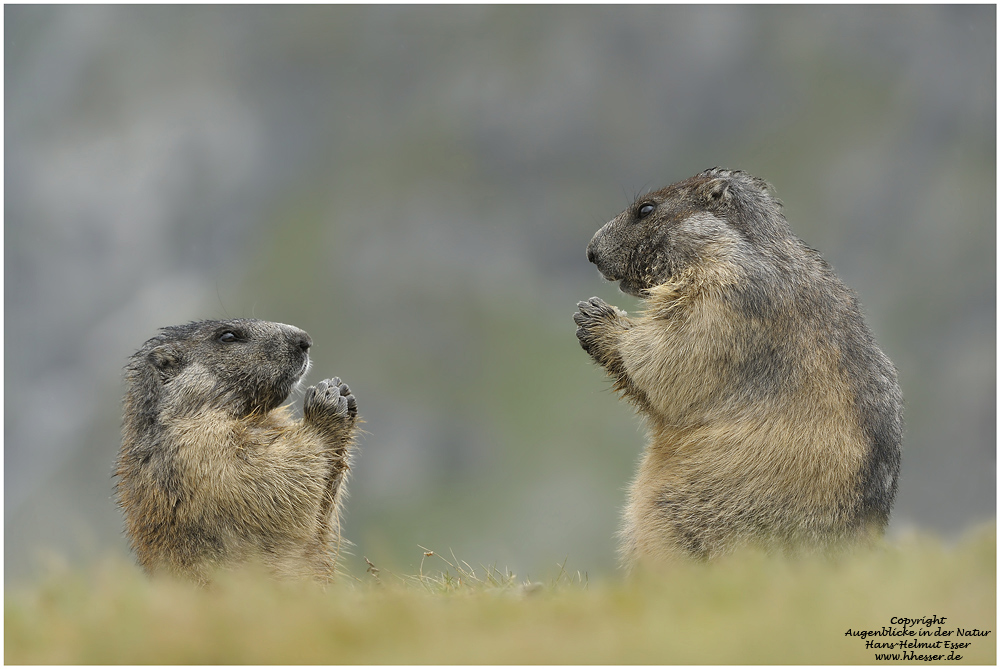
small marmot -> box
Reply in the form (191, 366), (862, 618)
(574, 168), (902, 566)
(114, 318), (359, 583)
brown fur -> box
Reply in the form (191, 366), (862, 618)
(114, 319), (359, 584)
(575, 168), (902, 567)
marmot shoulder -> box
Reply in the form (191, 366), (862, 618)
(574, 168), (902, 566)
(114, 318), (360, 583)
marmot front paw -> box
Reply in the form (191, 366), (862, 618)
(574, 297), (625, 357)
(304, 377), (358, 423)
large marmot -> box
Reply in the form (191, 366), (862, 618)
(114, 318), (359, 583)
(574, 168), (902, 566)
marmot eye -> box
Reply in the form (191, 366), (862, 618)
(637, 203), (656, 218)
(218, 331), (239, 343)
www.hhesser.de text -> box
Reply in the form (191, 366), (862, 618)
(846, 616), (992, 662)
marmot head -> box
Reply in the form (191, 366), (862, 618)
(125, 319), (313, 424)
(586, 168), (788, 297)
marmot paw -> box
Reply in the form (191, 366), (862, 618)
(304, 377), (358, 423)
(574, 297), (623, 355)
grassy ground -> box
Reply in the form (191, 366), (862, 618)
(6, 523), (995, 665)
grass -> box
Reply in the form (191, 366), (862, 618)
(6, 522), (995, 664)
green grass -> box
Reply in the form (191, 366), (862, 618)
(6, 523), (995, 664)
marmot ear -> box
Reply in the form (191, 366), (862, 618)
(700, 178), (731, 203)
(148, 344), (183, 381)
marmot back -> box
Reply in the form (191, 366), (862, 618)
(115, 318), (360, 583)
(574, 168), (902, 566)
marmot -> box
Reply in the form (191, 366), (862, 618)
(114, 318), (359, 583)
(574, 168), (902, 566)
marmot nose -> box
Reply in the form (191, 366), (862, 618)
(586, 243), (597, 265)
(293, 331), (312, 353)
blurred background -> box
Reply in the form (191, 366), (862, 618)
(5, 5), (995, 584)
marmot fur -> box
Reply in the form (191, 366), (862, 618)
(114, 318), (359, 583)
(574, 168), (902, 566)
